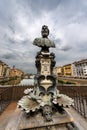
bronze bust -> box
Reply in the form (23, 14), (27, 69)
(33, 25), (55, 52)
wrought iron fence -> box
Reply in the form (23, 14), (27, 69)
(0, 87), (12, 114)
(12, 85), (33, 100)
(58, 86), (87, 118)
(0, 85), (87, 118)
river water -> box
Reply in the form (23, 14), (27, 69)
(19, 79), (34, 85)
(0, 78), (34, 86)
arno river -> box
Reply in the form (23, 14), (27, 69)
(19, 78), (34, 85)
(0, 78), (34, 86)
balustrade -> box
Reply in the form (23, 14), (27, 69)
(0, 85), (87, 118)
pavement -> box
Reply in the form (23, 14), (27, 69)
(0, 102), (87, 130)
(65, 107), (87, 130)
(0, 102), (17, 130)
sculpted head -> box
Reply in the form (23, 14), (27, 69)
(41, 25), (49, 38)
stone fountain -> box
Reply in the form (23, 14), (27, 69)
(17, 25), (78, 130)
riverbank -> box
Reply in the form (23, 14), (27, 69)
(58, 76), (87, 85)
(0, 77), (21, 85)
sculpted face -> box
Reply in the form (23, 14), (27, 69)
(43, 105), (52, 121)
(41, 25), (49, 38)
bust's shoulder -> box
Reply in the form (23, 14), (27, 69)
(33, 38), (42, 45)
(42, 38), (55, 47)
(33, 37), (55, 48)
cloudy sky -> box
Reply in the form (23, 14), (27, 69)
(0, 0), (87, 73)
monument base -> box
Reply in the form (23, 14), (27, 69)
(5, 107), (79, 130)
(19, 110), (78, 130)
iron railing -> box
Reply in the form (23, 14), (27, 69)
(0, 87), (12, 114)
(58, 86), (87, 118)
(0, 85), (87, 118)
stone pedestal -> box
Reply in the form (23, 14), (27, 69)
(19, 110), (73, 130)
(17, 25), (75, 130)
(5, 108), (79, 130)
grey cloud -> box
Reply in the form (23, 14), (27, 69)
(60, 45), (72, 51)
(18, 0), (61, 13)
(0, 0), (87, 73)
(52, 38), (72, 51)
(2, 52), (21, 60)
(8, 24), (16, 34)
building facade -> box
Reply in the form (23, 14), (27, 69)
(53, 59), (87, 78)
(0, 61), (3, 77)
(73, 59), (87, 78)
(2, 63), (9, 77)
(53, 67), (58, 76)
(53, 64), (74, 77)
(10, 66), (24, 78)
(57, 67), (64, 76)
(5, 67), (10, 77)
(63, 64), (74, 77)
(53, 66), (63, 77)
(0, 61), (10, 78)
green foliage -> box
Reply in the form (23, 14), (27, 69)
(58, 79), (64, 84)
(0, 76), (19, 85)
(58, 79), (76, 85)
(66, 81), (75, 84)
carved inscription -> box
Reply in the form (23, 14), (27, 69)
(41, 58), (51, 76)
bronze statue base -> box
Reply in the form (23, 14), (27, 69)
(5, 107), (79, 130)
(19, 110), (78, 130)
